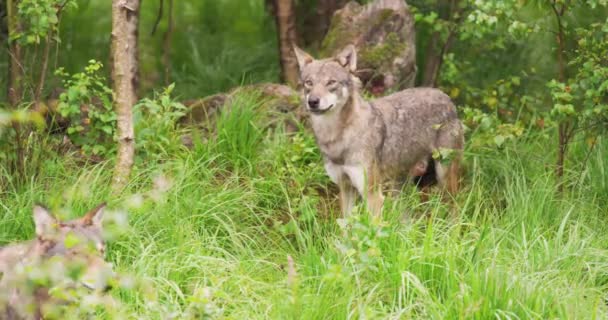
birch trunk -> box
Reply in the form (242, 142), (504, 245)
(111, 0), (140, 193)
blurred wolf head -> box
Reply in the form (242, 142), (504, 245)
(29, 203), (113, 291)
(0, 203), (114, 319)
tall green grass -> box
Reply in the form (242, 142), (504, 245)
(1, 93), (607, 318)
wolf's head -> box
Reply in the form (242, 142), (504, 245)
(31, 203), (114, 291)
(294, 45), (359, 116)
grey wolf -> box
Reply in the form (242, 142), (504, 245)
(0, 203), (113, 319)
(294, 45), (464, 217)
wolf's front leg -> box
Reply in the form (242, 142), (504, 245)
(366, 188), (385, 218)
(338, 179), (357, 217)
(343, 164), (384, 217)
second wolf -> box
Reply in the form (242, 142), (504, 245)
(0, 203), (113, 319)
(294, 45), (464, 217)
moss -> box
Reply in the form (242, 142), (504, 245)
(376, 9), (396, 27)
(359, 32), (407, 71)
(320, 3), (367, 56)
(320, 14), (353, 56)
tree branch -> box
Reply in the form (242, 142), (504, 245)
(151, 0), (164, 36)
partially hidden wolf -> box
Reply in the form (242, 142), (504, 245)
(294, 45), (464, 217)
(0, 203), (113, 319)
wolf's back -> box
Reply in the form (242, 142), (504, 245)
(372, 87), (462, 174)
(375, 87), (458, 126)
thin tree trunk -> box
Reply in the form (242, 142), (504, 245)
(132, 0), (141, 96)
(162, 0), (174, 85)
(316, 0), (334, 37)
(34, 33), (51, 106)
(1, 1), (7, 44)
(6, 0), (23, 106)
(421, 0), (460, 87)
(551, 1), (568, 192)
(6, 0), (24, 178)
(313, 0), (345, 47)
(265, 0), (276, 18)
(421, 31), (442, 87)
(111, 0), (140, 193)
(422, 28), (457, 87)
(151, 0), (163, 36)
(35, 1), (69, 107)
(273, 0), (299, 87)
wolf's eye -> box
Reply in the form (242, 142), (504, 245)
(327, 80), (337, 86)
(304, 80), (313, 87)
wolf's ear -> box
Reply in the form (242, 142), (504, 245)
(293, 45), (314, 71)
(33, 205), (56, 236)
(335, 44), (357, 72)
(82, 203), (106, 228)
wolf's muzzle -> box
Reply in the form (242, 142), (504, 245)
(308, 96), (320, 110)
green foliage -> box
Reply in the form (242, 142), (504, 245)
(335, 214), (389, 273)
(461, 106), (525, 148)
(3, 1), (608, 318)
(548, 19), (608, 136)
(134, 84), (188, 162)
(412, 0), (535, 150)
(15, 0), (76, 44)
(55, 60), (115, 156)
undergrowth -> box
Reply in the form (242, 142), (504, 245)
(1, 93), (607, 319)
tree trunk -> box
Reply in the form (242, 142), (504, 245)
(111, 0), (140, 193)
(316, 0), (334, 37)
(1, 0), (7, 43)
(162, 0), (174, 85)
(132, 0), (141, 96)
(6, 0), (25, 179)
(551, 1), (568, 192)
(273, 0), (299, 87)
(6, 0), (23, 106)
(421, 31), (442, 87)
(315, 0), (346, 43)
(34, 33), (51, 106)
(421, 0), (460, 87)
(421, 27), (457, 87)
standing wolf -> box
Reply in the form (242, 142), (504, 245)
(0, 203), (113, 319)
(294, 45), (464, 217)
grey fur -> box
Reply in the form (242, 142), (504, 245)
(294, 45), (464, 216)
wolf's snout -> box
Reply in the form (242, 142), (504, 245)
(308, 97), (320, 110)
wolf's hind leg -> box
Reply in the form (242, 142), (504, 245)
(435, 119), (464, 197)
(433, 158), (460, 197)
(445, 156), (460, 195)
(366, 189), (385, 218)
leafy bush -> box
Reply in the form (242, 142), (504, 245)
(55, 60), (115, 156)
(15, 0), (76, 44)
(134, 84), (188, 162)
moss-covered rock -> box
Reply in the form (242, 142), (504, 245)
(320, 0), (416, 95)
(180, 83), (305, 134)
